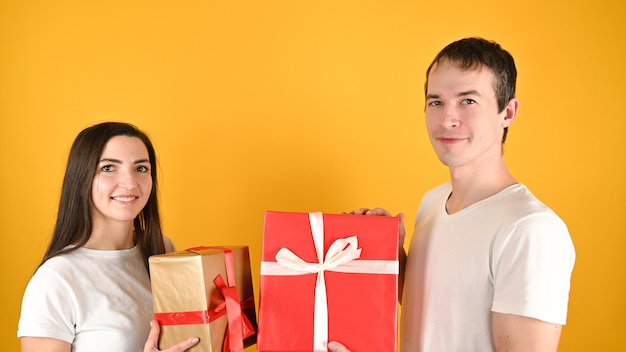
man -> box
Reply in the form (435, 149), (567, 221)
(329, 38), (575, 351)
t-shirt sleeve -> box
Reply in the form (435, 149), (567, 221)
(491, 212), (576, 325)
(17, 265), (76, 343)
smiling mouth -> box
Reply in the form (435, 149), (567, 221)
(112, 196), (138, 202)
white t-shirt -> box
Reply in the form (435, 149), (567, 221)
(18, 246), (153, 352)
(401, 183), (575, 352)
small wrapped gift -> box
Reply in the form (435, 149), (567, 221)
(149, 246), (257, 352)
(258, 211), (399, 352)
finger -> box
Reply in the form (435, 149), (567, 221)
(328, 341), (350, 352)
(347, 208), (370, 215)
(143, 320), (161, 352)
(356, 208), (370, 215)
(163, 337), (200, 352)
(365, 207), (391, 216)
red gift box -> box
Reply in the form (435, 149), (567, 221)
(258, 211), (399, 352)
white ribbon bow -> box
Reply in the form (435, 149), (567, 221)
(260, 212), (398, 352)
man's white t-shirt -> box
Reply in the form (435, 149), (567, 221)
(401, 183), (575, 352)
(18, 246), (152, 352)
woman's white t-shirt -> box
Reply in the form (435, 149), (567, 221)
(18, 246), (152, 352)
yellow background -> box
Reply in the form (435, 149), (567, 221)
(1, 1), (624, 351)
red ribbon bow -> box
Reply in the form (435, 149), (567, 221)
(214, 274), (255, 352)
(186, 246), (256, 352)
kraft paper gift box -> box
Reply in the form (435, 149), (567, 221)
(258, 211), (400, 352)
(149, 246), (257, 352)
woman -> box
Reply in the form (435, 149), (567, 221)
(18, 122), (199, 352)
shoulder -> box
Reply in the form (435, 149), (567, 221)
(425, 182), (452, 197)
(493, 185), (575, 256)
(20, 256), (80, 335)
(414, 183), (451, 219)
(421, 182), (451, 205)
(163, 235), (177, 252)
(34, 251), (83, 279)
(25, 250), (96, 295)
(492, 184), (566, 226)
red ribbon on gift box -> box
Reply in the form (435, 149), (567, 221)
(154, 303), (224, 325)
(154, 294), (254, 327)
(154, 246), (255, 352)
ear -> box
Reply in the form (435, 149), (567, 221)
(502, 98), (519, 128)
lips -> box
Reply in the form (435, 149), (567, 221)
(437, 136), (466, 144)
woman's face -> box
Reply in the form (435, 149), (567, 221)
(91, 136), (153, 226)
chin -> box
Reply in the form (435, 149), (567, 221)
(438, 156), (466, 168)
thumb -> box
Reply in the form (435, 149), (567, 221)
(144, 320), (161, 351)
(328, 341), (350, 352)
(397, 212), (406, 245)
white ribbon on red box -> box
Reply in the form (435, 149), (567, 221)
(260, 212), (398, 352)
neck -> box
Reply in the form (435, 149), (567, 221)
(446, 159), (516, 214)
(85, 220), (136, 250)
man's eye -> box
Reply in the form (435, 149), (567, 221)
(461, 99), (476, 105)
(428, 101), (442, 106)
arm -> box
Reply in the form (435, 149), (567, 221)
(21, 321), (200, 352)
(492, 312), (562, 352)
(21, 337), (71, 352)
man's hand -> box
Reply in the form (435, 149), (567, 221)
(346, 207), (406, 246)
(144, 320), (200, 352)
(328, 341), (351, 352)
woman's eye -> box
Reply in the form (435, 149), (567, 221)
(137, 165), (149, 173)
(101, 165), (114, 172)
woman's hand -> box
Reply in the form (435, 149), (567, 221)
(328, 341), (352, 352)
(144, 320), (200, 352)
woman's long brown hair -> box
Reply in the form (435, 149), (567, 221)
(40, 122), (166, 273)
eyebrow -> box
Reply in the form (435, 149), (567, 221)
(98, 158), (151, 164)
(426, 90), (481, 100)
(458, 90), (481, 97)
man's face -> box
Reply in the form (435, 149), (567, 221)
(425, 60), (516, 170)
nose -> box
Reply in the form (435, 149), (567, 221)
(439, 105), (460, 128)
(118, 169), (139, 189)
